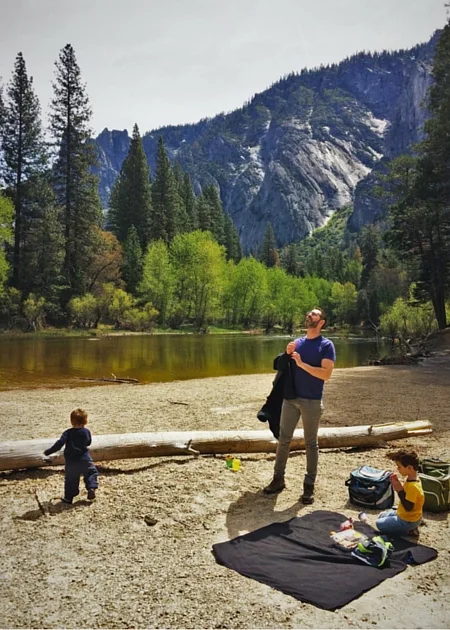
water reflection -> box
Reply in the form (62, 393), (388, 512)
(0, 334), (387, 390)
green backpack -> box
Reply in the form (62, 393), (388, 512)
(419, 458), (450, 513)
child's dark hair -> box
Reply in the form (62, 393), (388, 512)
(71, 408), (88, 426)
(387, 449), (420, 471)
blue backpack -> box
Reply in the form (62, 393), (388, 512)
(345, 466), (394, 510)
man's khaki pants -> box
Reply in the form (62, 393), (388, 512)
(274, 397), (323, 485)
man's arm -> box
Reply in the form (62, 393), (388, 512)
(291, 354), (334, 382)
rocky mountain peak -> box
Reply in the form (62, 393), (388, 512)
(95, 31), (439, 252)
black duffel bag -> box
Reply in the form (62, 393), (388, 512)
(345, 466), (394, 510)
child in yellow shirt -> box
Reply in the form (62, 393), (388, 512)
(376, 449), (424, 537)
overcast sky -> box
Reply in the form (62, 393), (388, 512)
(0, 0), (447, 136)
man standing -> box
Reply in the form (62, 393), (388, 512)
(263, 307), (336, 504)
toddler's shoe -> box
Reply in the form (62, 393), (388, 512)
(87, 489), (96, 500)
(408, 527), (420, 538)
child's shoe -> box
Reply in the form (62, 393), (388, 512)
(87, 489), (96, 500)
(61, 497), (73, 504)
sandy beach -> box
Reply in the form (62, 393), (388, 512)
(0, 349), (449, 629)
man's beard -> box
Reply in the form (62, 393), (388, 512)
(305, 318), (320, 328)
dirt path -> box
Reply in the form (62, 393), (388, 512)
(0, 355), (449, 628)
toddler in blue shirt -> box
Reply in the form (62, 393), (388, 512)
(44, 408), (99, 504)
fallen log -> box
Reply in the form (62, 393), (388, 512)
(0, 420), (432, 472)
(74, 377), (139, 384)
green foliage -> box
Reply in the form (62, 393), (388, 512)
(0, 191), (13, 293)
(222, 257), (268, 327)
(152, 136), (187, 242)
(331, 281), (358, 325)
(279, 275), (311, 333)
(294, 206), (357, 279)
(303, 275), (333, 317)
(380, 297), (437, 342)
(345, 251), (363, 288)
(120, 302), (158, 332)
(51, 44), (103, 298)
(196, 194), (212, 233)
(108, 289), (134, 327)
(108, 123), (152, 248)
(68, 294), (98, 328)
(202, 185), (225, 245)
(86, 229), (123, 295)
(359, 223), (381, 289)
(381, 24), (450, 329)
(367, 265), (408, 315)
(0, 287), (21, 328)
(19, 175), (65, 313)
(260, 222), (279, 268)
(282, 243), (299, 276)
(182, 172), (197, 230)
(121, 225), (143, 295)
(1, 52), (46, 288)
(261, 266), (304, 332)
(22, 293), (46, 331)
(223, 213), (242, 263)
(92, 283), (117, 327)
(0, 84), (5, 134)
(139, 240), (175, 325)
(170, 231), (226, 330)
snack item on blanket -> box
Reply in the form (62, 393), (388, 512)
(331, 528), (367, 550)
(339, 517), (354, 530)
(358, 511), (369, 524)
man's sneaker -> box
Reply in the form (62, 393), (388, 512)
(263, 475), (285, 494)
(61, 497), (73, 504)
(301, 483), (315, 505)
(87, 489), (96, 501)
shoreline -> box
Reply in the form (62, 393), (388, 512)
(1, 357), (449, 441)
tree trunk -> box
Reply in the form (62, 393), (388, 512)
(0, 421), (432, 472)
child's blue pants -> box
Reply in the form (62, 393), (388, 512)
(376, 508), (421, 536)
(64, 458), (98, 500)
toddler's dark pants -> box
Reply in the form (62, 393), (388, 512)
(64, 458), (99, 500)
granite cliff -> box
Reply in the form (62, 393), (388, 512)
(94, 31), (439, 252)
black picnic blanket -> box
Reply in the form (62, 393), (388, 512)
(212, 510), (437, 610)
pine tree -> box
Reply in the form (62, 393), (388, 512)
(203, 185), (225, 245)
(20, 174), (65, 315)
(1, 53), (46, 289)
(108, 123), (152, 249)
(182, 173), (197, 230)
(223, 213), (242, 262)
(151, 137), (186, 242)
(196, 193), (212, 232)
(359, 225), (380, 288)
(260, 222), (279, 267)
(50, 44), (102, 299)
(414, 21), (450, 327)
(0, 84), (5, 142)
(121, 225), (143, 295)
(0, 190), (14, 293)
(284, 243), (298, 276)
(172, 161), (185, 191)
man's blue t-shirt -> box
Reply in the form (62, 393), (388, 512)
(293, 335), (336, 400)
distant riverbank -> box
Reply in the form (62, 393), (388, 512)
(0, 332), (386, 391)
(0, 323), (366, 338)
